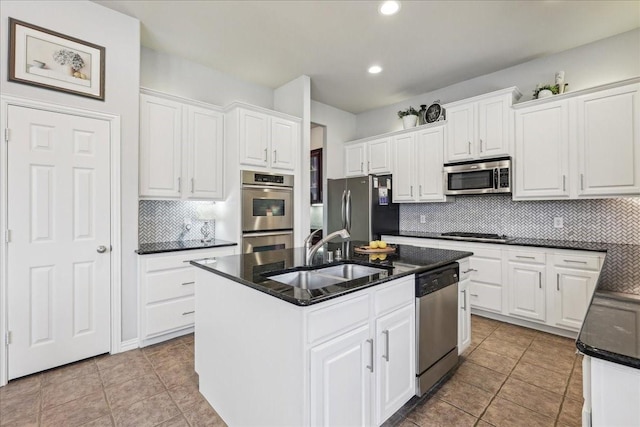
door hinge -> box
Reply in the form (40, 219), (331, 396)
(5, 229), (11, 243)
(4, 128), (10, 142)
(5, 331), (11, 345)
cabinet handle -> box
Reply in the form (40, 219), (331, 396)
(538, 271), (542, 289)
(516, 255), (535, 260)
(367, 161), (370, 172)
(361, 162), (364, 172)
(563, 175), (566, 192)
(177, 177), (181, 193)
(273, 150), (277, 163)
(564, 259), (587, 264)
(383, 330), (390, 362)
(191, 178), (194, 193)
(264, 148), (267, 161)
(410, 186), (413, 197)
(557, 273), (560, 291)
(468, 141), (471, 154)
(181, 281), (195, 286)
(581, 174), (584, 190)
(462, 289), (467, 311)
(366, 339), (374, 372)
(182, 311), (195, 316)
(419, 185), (422, 196)
(463, 268), (477, 273)
(470, 293), (479, 297)
(479, 139), (483, 152)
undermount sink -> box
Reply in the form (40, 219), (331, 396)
(266, 263), (389, 290)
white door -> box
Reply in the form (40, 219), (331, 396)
(477, 96), (509, 158)
(416, 127), (445, 202)
(344, 143), (366, 177)
(391, 133), (415, 202)
(367, 138), (392, 175)
(445, 103), (475, 162)
(310, 325), (372, 427)
(507, 262), (546, 322)
(375, 304), (415, 425)
(185, 106), (224, 199)
(270, 117), (297, 170)
(553, 268), (599, 330)
(239, 109), (269, 167)
(7, 106), (111, 380)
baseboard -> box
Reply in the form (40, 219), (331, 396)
(471, 308), (578, 339)
(118, 338), (140, 353)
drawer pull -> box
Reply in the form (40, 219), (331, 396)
(564, 259), (587, 264)
(470, 293), (479, 297)
(516, 255), (535, 259)
(181, 281), (195, 286)
(182, 311), (195, 316)
(463, 268), (477, 274)
(184, 257), (217, 263)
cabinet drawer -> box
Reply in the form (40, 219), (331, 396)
(374, 277), (414, 317)
(146, 268), (195, 303)
(307, 294), (369, 345)
(470, 256), (502, 285)
(469, 283), (502, 312)
(552, 253), (600, 270)
(145, 248), (235, 272)
(144, 297), (195, 337)
(508, 250), (546, 264)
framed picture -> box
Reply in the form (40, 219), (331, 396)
(8, 18), (105, 100)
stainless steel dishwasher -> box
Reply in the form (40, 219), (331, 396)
(415, 262), (459, 396)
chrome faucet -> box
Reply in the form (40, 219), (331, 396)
(303, 228), (322, 250)
(306, 228), (350, 265)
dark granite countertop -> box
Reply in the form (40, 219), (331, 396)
(136, 239), (238, 255)
(191, 242), (473, 306)
(386, 231), (640, 369)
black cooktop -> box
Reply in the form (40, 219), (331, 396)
(440, 232), (515, 243)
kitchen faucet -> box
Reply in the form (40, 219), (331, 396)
(303, 228), (322, 250)
(306, 228), (350, 266)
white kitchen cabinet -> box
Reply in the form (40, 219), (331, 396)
(235, 106), (299, 171)
(575, 83), (640, 197)
(513, 80), (640, 200)
(445, 88), (521, 162)
(138, 246), (236, 346)
(514, 100), (570, 199)
(467, 247), (504, 313)
(344, 137), (392, 177)
(458, 258), (471, 355)
(506, 250), (546, 322)
(140, 91), (225, 200)
(392, 125), (446, 202)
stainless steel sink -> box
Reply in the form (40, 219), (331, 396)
(267, 263), (388, 290)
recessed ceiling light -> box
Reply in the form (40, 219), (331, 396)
(379, 1), (400, 16)
(368, 65), (382, 74)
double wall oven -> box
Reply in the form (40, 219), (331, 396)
(241, 170), (294, 253)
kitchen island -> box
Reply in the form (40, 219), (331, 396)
(191, 243), (472, 426)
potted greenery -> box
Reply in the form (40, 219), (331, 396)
(398, 106), (419, 129)
(533, 84), (560, 99)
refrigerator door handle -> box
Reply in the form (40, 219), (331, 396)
(345, 190), (352, 232)
(341, 190), (347, 229)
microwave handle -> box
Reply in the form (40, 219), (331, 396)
(494, 169), (499, 189)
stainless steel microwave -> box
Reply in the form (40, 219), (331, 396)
(444, 157), (511, 195)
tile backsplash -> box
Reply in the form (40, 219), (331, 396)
(139, 200), (218, 244)
(400, 195), (640, 245)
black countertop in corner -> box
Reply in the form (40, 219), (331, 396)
(136, 238), (238, 255)
(191, 242), (473, 306)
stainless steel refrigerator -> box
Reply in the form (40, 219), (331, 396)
(327, 175), (399, 242)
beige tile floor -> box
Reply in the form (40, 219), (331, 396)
(0, 316), (583, 427)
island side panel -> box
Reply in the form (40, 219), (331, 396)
(195, 269), (306, 426)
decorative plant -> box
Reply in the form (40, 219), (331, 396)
(397, 106), (419, 118)
(532, 84), (560, 99)
(52, 49), (85, 71)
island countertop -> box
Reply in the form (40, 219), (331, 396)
(191, 242), (472, 306)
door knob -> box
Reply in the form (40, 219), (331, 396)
(97, 245), (107, 253)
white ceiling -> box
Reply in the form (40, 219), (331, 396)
(95, 0), (640, 113)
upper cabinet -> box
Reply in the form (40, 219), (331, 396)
(444, 87), (522, 162)
(140, 91), (224, 200)
(344, 137), (392, 177)
(234, 107), (299, 171)
(310, 148), (323, 204)
(514, 80), (640, 200)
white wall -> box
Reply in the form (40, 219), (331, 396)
(356, 28), (640, 139)
(310, 100), (357, 180)
(0, 1), (140, 343)
(310, 126), (324, 150)
(141, 47), (273, 109)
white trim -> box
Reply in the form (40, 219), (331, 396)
(0, 95), (122, 386)
(140, 87), (224, 112)
(119, 338), (140, 353)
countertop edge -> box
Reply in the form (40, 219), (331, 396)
(576, 340), (640, 370)
(136, 241), (238, 255)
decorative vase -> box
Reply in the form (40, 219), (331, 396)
(538, 89), (553, 99)
(402, 115), (418, 129)
(200, 220), (215, 243)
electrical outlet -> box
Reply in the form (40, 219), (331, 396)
(553, 217), (564, 228)
(419, 214), (426, 224)
(184, 217), (192, 231)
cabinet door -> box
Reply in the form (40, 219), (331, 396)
(345, 143), (366, 177)
(310, 325), (372, 427)
(469, 250), (503, 312)
(140, 94), (183, 197)
(445, 103), (475, 162)
(477, 95), (510, 158)
(458, 278), (471, 355)
(576, 84), (640, 197)
(552, 267), (598, 330)
(375, 304), (415, 425)
(416, 126), (445, 202)
(185, 106), (224, 199)
(239, 109), (269, 167)
(271, 117), (297, 170)
(367, 138), (392, 174)
(514, 101), (570, 199)
(507, 261), (546, 322)
(391, 133), (416, 202)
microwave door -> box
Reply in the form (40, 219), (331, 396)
(446, 169), (495, 195)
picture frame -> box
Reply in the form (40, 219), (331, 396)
(8, 18), (106, 100)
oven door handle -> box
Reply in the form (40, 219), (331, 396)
(242, 230), (293, 237)
(241, 184), (293, 192)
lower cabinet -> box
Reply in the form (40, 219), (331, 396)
(138, 246), (237, 346)
(466, 247), (503, 313)
(506, 250), (546, 322)
(550, 258), (600, 331)
(458, 259), (472, 355)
